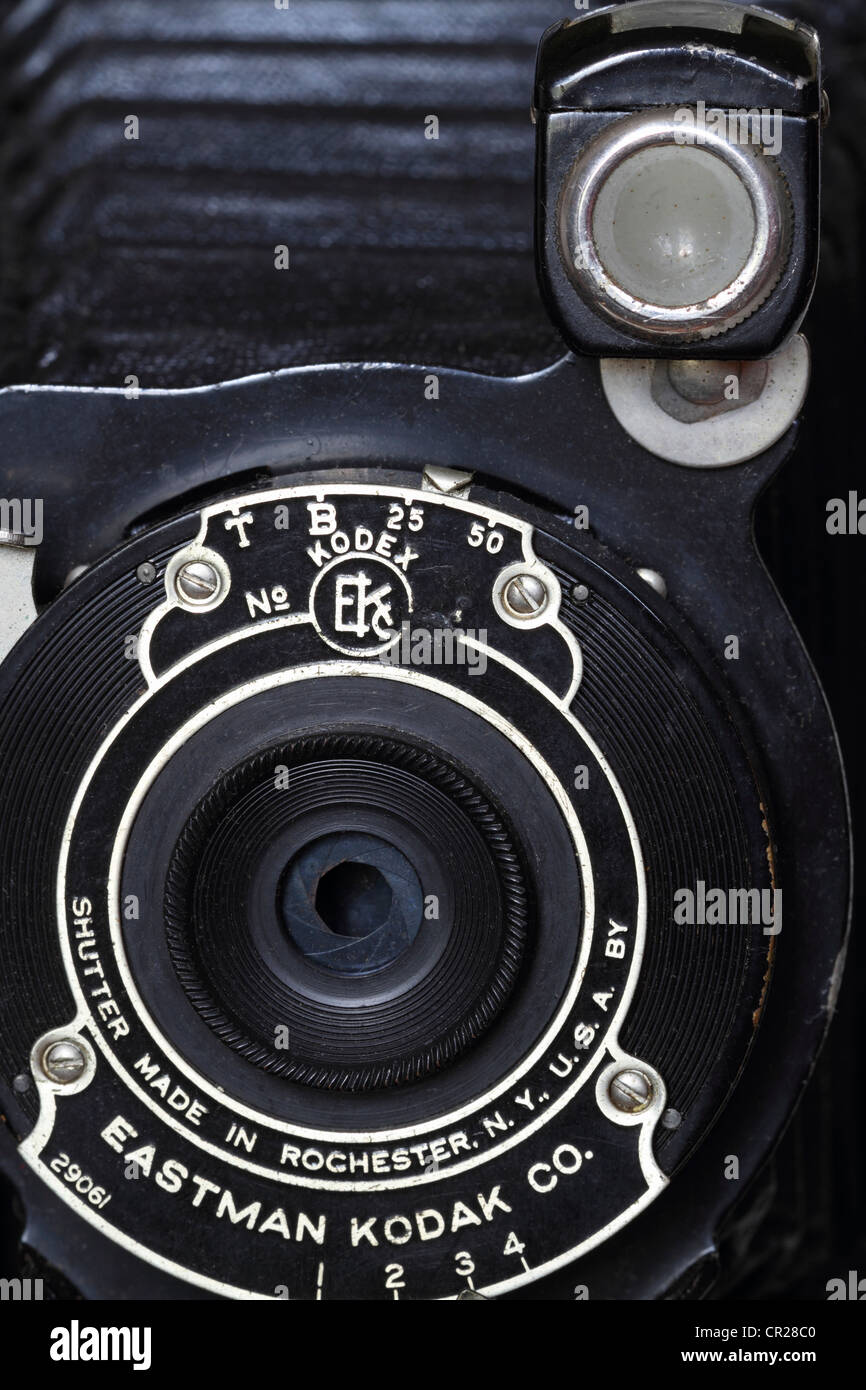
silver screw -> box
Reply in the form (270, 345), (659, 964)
(41, 1039), (86, 1084)
(609, 1068), (654, 1114)
(175, 560), (221, 605)
(502, 573), (549, 619)
(136, 561), (157, 585)
(667, 359), (735, 407)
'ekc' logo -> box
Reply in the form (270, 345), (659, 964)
(311, 554), (412, 656)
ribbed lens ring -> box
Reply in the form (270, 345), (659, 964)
(164, 734), (531, 1092)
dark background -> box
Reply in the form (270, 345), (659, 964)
(0, 0), (862, 1297)
(748, 0), (866, 1299)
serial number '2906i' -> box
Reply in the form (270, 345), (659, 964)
(49, 1152), (112, 1210)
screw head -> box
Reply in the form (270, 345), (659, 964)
(667, 359), (735, 406)
(175, 560), (221, 605)
(608, 1068), (654, 1114)
(136, 561), (157, 585)
(502, 573), (549, 619)
(41, 1039), (86, 1084)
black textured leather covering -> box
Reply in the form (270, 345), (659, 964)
(0, 0), (860, 388)
(0, 0), (575, 386)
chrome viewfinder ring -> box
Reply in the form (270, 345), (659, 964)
(558, 108), (792, 342)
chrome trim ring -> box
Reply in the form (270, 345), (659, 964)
(558, 108), (791, 342)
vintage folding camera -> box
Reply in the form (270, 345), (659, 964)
(0, 0), (852, 1301)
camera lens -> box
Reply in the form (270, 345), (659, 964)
(0, 476), (809, 1300)
(281, 831), (424, 976)
(161, 733), (534, 1093)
